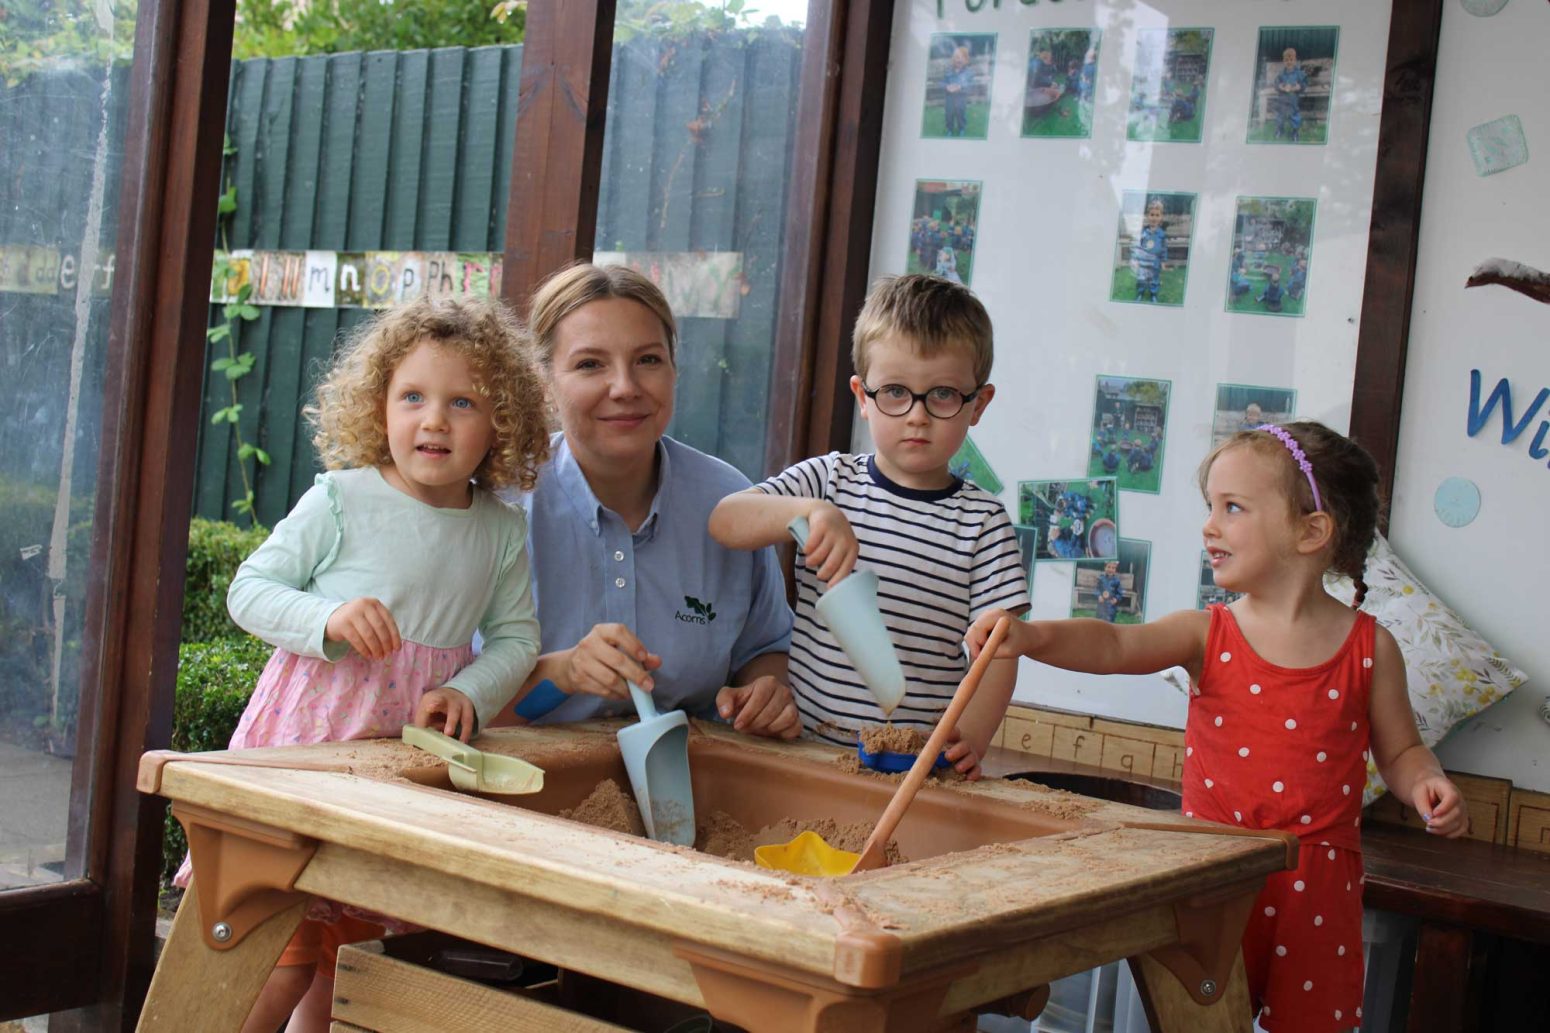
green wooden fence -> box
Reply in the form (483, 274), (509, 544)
(198, 29), (802, 529)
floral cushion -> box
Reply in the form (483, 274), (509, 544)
(1323, 534), (1526, 802)
(1164, 534), (1527, 804)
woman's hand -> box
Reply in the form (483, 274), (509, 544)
(561, 623), (662, 700)
(802, 501), (860, 587)
(966, 608), (1040, 660)
(942, 726), (983, 780)
(716, 676), (801, 740)
(413, 687), (477, 742)
(1412, 775), (1468, 838)
(325, 597), (402, 660)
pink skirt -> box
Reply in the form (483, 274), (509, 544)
(172, 638), (473, 928)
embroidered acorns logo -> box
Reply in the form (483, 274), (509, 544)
(675, 596), (717, 625)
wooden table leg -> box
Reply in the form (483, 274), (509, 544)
(1129, 950), (1252, 1033)
(1405, 922), (1489, 1033)
(136, 882), (308, 1032)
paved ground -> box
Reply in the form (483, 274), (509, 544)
(0, 740), (72, 889)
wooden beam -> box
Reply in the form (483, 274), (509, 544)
(501, 0), (617, 315)
(1350, 0), (1444, 519)
(0, 884), (102, 1020)
(60, 0), (237, 1022)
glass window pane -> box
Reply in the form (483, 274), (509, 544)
(597, 1), (808, 481)
(0, 0), (137, 889)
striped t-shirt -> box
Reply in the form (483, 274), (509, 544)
(754, 452), (1030, 745)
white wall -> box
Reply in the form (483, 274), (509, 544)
(1388, 0), (1550, 792)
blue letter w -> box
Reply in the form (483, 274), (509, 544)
(1467, 370), (1548, 443)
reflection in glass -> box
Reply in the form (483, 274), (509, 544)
(597, 1), (806, 480)
(0, 0), (137, 888)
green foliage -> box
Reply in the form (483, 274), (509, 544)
(0, 0), (137, 86)
(182, 517), (270, 643)
(0, 477), (93, 747)
(230, 0), (525, 60)
(208, 141), (271, 523)
(160, 634), (273, 888)
(613, 0), (774, 41)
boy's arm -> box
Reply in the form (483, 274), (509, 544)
(710, 489), (860, 587)
(1368, 626), (1467, 837)
(708, 489), (823, 550)
(968, 608), (1209, 682)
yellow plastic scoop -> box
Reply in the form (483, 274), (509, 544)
(755, 617), (1011, 878)
(403, 725), (545, 794)
(754, 830), (859, 877)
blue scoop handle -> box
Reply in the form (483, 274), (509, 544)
(787, 515), (812, 553)
(628, 680), (659, 721)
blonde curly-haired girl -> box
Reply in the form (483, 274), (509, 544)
(181, 295), (549, 1033)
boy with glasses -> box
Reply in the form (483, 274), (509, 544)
(709, 275), (1028, 776)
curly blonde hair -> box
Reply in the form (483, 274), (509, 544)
(306, 296), (550, 492)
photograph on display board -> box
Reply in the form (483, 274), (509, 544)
(1071, 538), (1151, 624)
(922, 33), (997, 140)
(1211, 384), (1297, 447)
(1226, 196), (1316, 316)
(950, 435), (1003, 495)
(1109, 191), (1196, 306)
(1087, 375), (1171, 494)
(1022, 28), (1101, 139)
(1247, 26), (1339, 145)
(907, 179), (982, 285)
(1196, 549), (1242, 610)
(1018, 478), (1119, 563)
(1126, 28), (1213, 143)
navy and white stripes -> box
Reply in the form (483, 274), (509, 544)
(755, 452), (1030, 745)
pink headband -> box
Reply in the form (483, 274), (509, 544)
(1256, 424), (1322, 512)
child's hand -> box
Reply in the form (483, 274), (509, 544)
(801, 501), (860, 587)
(564, 623), (663, 700)
(716, 676), (802, 740)
(326, 597), (402, 660)
(942, 726), (982, 780)
(413, 687), (477, 742)
(1412, 776), (1468, 838)
(965, 609), (1040, 660)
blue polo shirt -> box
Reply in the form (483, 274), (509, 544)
(517, 434), (793, 722)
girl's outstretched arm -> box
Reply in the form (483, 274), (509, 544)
(966, 608), (1209, 682)
(1368, 626), (1468, 838)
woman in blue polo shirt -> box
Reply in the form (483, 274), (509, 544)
(503, 263), (799, 737)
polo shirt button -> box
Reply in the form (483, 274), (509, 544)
(615, 577), (626, 588)
(614, 550), (624, 561)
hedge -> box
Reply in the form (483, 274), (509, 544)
(182, 517), (270, 643)
(160, 633), (274, 888)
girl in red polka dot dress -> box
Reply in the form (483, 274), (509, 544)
(969, 422), (1467, 1032)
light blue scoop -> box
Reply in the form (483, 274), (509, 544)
(616, 681), (695, 845)
(788, 516), (907, 715)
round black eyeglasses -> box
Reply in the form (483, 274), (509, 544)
(861, 381), (983, 419)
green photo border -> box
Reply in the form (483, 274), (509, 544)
(1195, 548), (1242, 610)
(950, 435), (1003, 495)
(1086, 374), (1173, 495)
(905, 178), (984, 286)
(1245, 25), (1341, 146)
(1225, 195), (1318, 318)
(1211, 383), (1299, 447)
(1020, 28), (1102, 140)
(1109, 189), (1197, 307)
(1016, 477), (1121, 564)
(1070, 538), (1152, 623)
(921, 32), (998, 141)
(1125, 27), (1214, 144)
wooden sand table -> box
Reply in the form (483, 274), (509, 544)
(136, 721), (1293, 1032)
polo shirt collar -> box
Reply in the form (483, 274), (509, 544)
(552, 434), (671, 538)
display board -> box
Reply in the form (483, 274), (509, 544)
(866, 0), (1394, 725)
